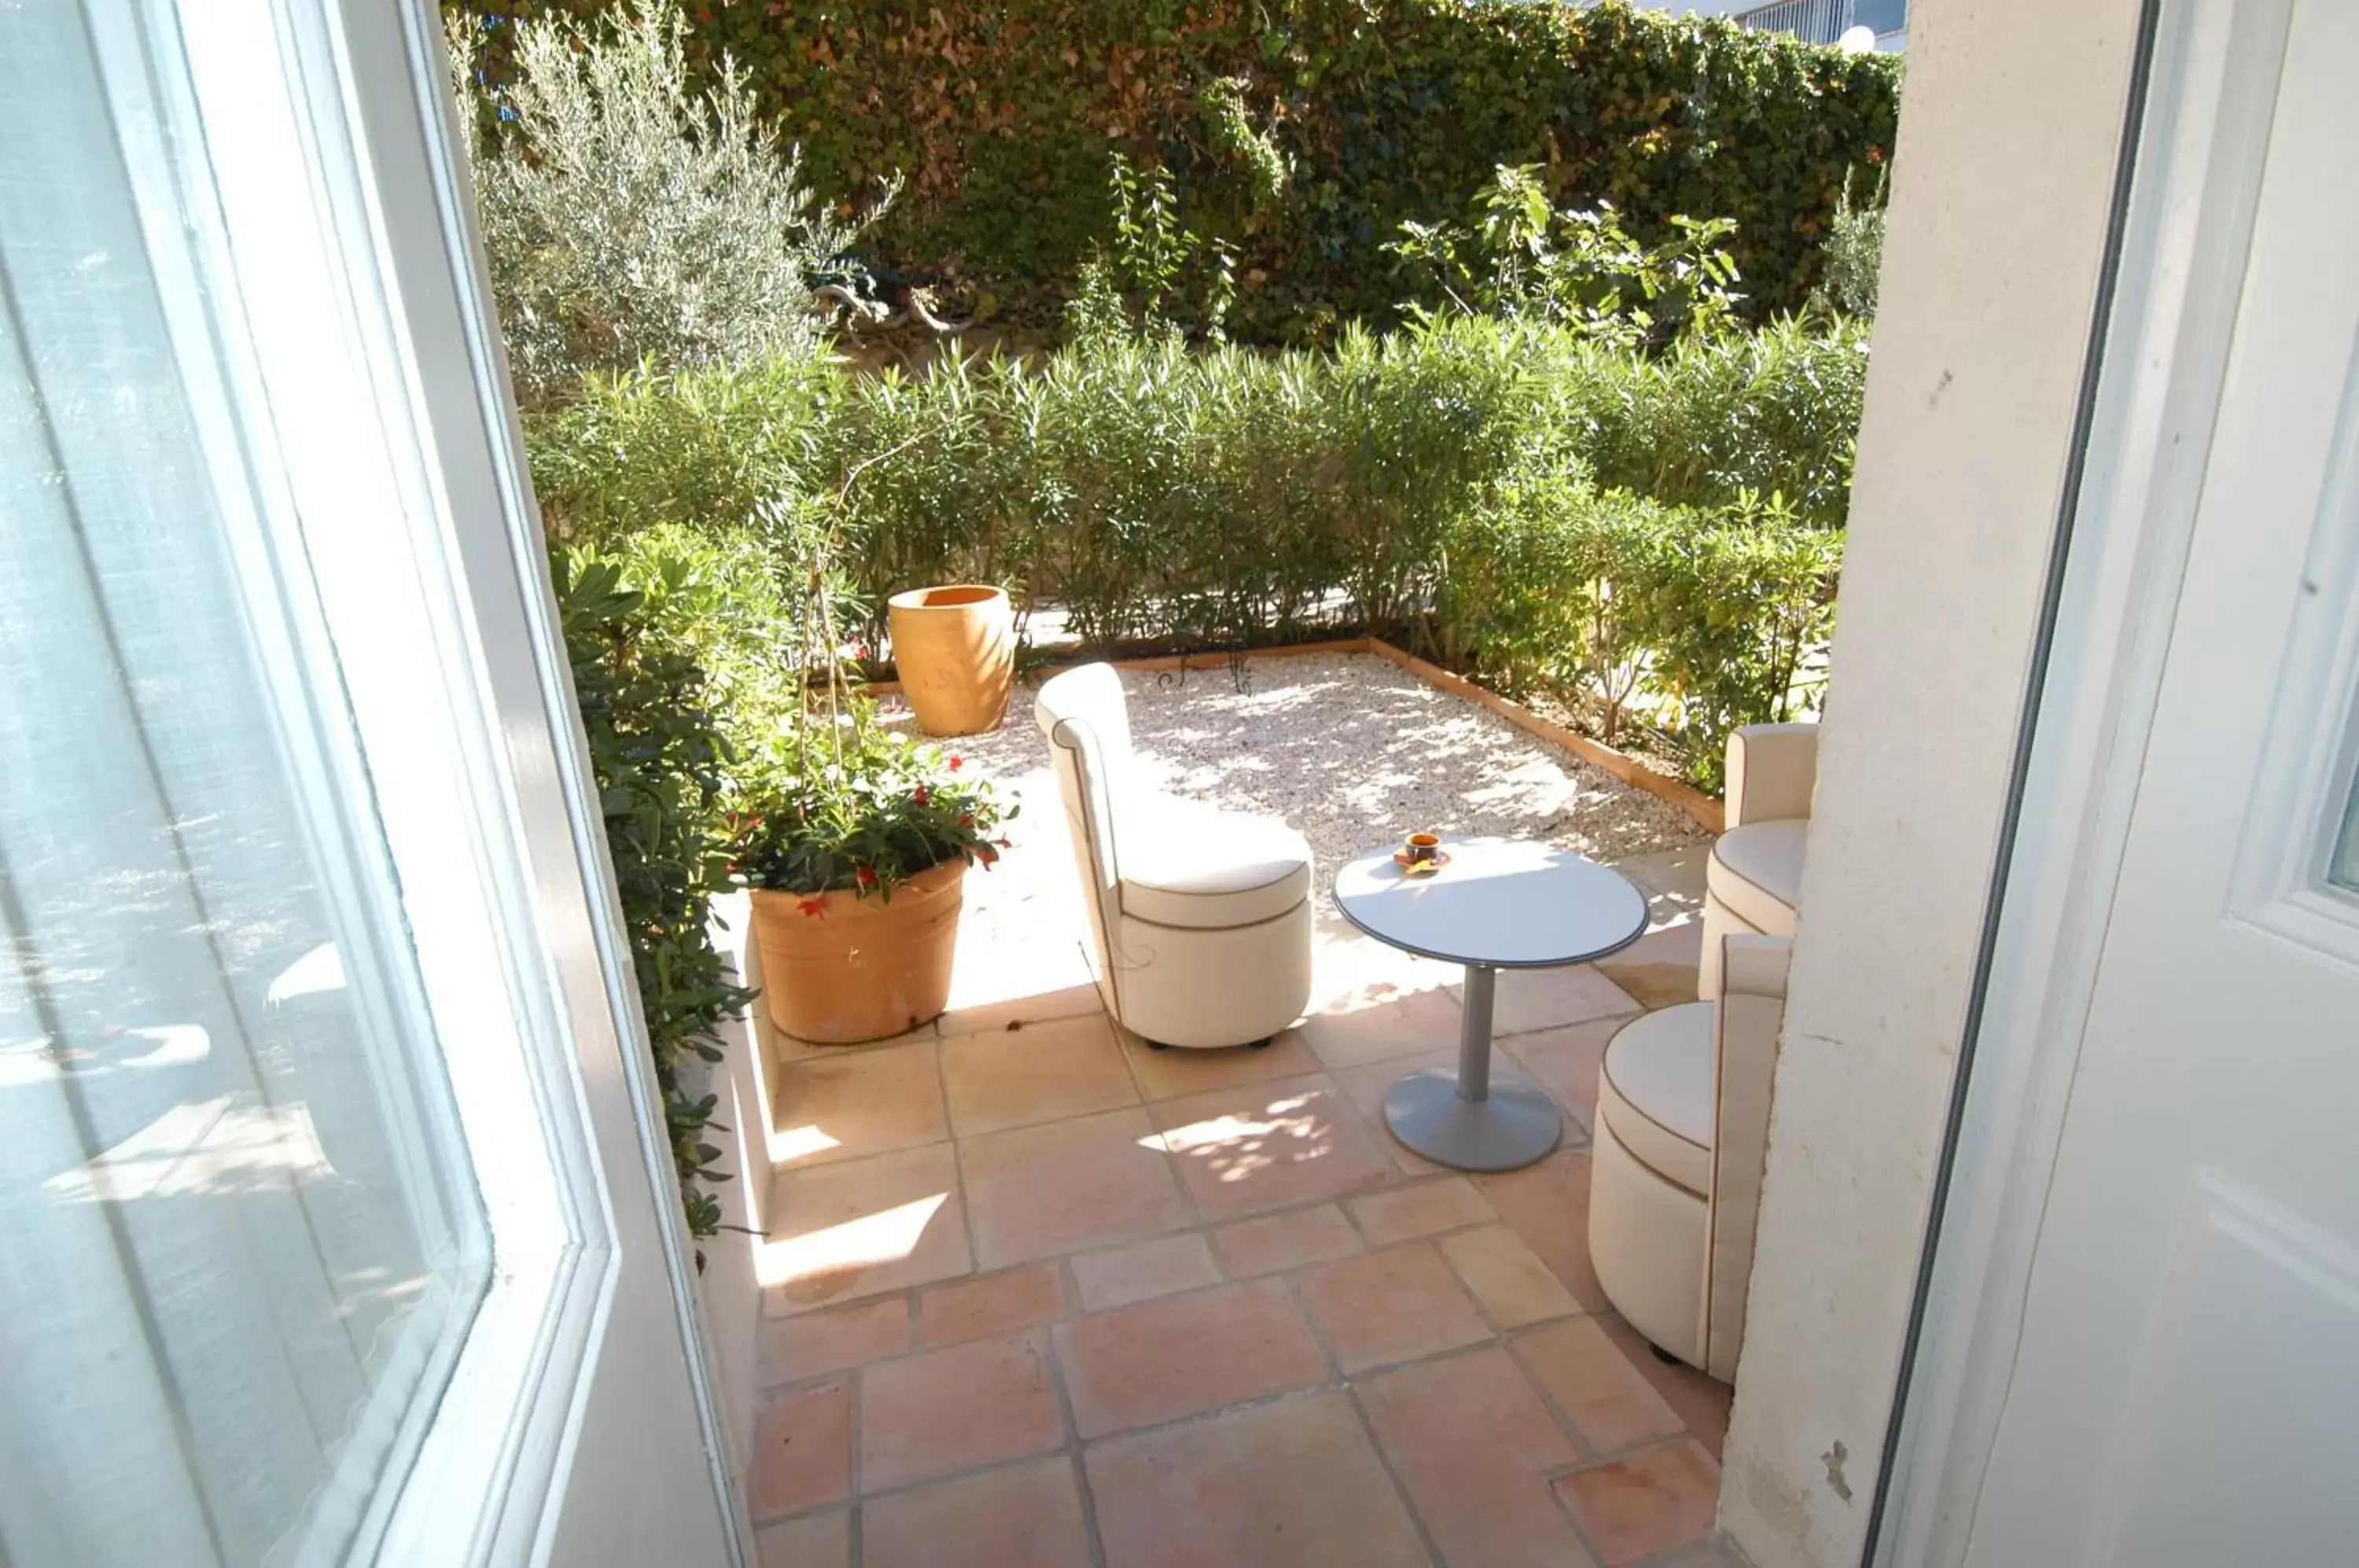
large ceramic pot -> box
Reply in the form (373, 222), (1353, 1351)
(748, 859), (966, 1043)
(887, 584), (1014, 737)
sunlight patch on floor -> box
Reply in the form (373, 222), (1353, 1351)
(1146, 1095), (1342, 1183)
(758, 1191), (948, 1290)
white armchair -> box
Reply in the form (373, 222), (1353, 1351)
(1587, 933), (1790, 1382)
(1700, 722), (1817, 998)
(1035, 664), (1315, 1048)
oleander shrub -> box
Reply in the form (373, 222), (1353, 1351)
(1578, 315), (1871, 525)
(1018, 321), (1547, 647)
(528, 355), (848, 546)
(448, 0), (1900, 341)
(1617, 490), (1842, 786)
(784, 350), (1017, 633)
(526, 310), (1853, 785)
(1436, 478), (1838, 783)
(1437, 476), (1654, 716)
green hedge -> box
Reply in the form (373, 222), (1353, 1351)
(453, 0), (1899, 339)
(528, 315), (1856, 783)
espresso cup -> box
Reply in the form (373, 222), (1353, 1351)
(1405, 832), (1441, 864)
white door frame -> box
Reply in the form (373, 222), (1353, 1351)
(1867, 0), (2313, 1562)
(132, 0), (751, 1559)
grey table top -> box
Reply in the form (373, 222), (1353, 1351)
(1332, 836), (1650, 970)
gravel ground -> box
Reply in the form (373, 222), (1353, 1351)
(883, 652), (1706, 915)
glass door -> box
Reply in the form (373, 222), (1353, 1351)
(0, 2), (745, 1563)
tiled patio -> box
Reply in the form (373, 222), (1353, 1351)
(746, 660), (1739, 1568)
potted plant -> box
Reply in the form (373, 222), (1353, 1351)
(731, 706), (1012, 1043)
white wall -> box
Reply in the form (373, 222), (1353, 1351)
(1716, 1), (2147, 1563)
(692, 893), (777, 1498)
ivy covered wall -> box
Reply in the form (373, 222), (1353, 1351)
(451, 0), (1898, 340)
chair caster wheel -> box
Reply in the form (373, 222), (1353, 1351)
(1649, 1342), (1685, 1367)
(1146, 1039), (1172, 1051)
(1248, 1036), (1274, 1050)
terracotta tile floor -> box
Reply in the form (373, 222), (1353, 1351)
(751, 841), (1745, 1568)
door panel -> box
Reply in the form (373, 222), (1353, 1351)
(0, 1), (745, 1562)
(0, 6), (488, 1562)
(2088, 1176), (2359, 1563)
(1963, 0), (2359, 1560)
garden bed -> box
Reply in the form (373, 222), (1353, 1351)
(882, 650), (1708, 916)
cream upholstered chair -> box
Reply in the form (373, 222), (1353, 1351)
(1035, 664), (1315, 1048)
(1700, 722), (1817, 999)
(1587, 933), (1790, 1382)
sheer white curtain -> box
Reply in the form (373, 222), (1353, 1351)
(0, 5), (488, 1565)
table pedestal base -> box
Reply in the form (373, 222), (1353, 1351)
(1380, 964), (1563, 1172)
(1383, 1070), (1563, 1172)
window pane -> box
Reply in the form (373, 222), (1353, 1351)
(0, 6), (489, 1566)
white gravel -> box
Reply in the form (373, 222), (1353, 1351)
(883, 652), (1706, 915)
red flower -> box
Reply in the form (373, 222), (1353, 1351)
(957, 812), (974, 829)
(975, 843), (999, 867)
(797, 897), (826, 918)
(855, 865), (879, 889)
(996, 837), (1013, 848)
(948, 754), (964, 771)
(914, 784), (930, 808)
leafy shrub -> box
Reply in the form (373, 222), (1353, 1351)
(527, 355), (849, 545)
(1572, 316), (1871, 525)
(1620, 491), (1842, 786)
(524, 312), (1859, 784)
(447, 0), (889, 402)
(448, 0), (1901, 340)
(1438, 477), (1657, 717)
(1068, 154), (1239, 342)
(1391, 167), (1743, 349)
(555, 540), (752, 1239)
(1438, 481), (1838, 782)
(832, 352), (1033, 634)
(1808, 170), (1889, 319)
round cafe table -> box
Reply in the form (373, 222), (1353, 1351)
(1333, 837), (1649, 1172)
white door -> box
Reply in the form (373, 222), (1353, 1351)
(0, 2), (744, 1564)
(1956, 0), (2359, 1560)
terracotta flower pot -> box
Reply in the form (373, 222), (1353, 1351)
(749, 859), (966, 1043)
(887, 584), (1014, 737)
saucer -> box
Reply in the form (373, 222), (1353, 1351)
(1393, 849), (1450, 876)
